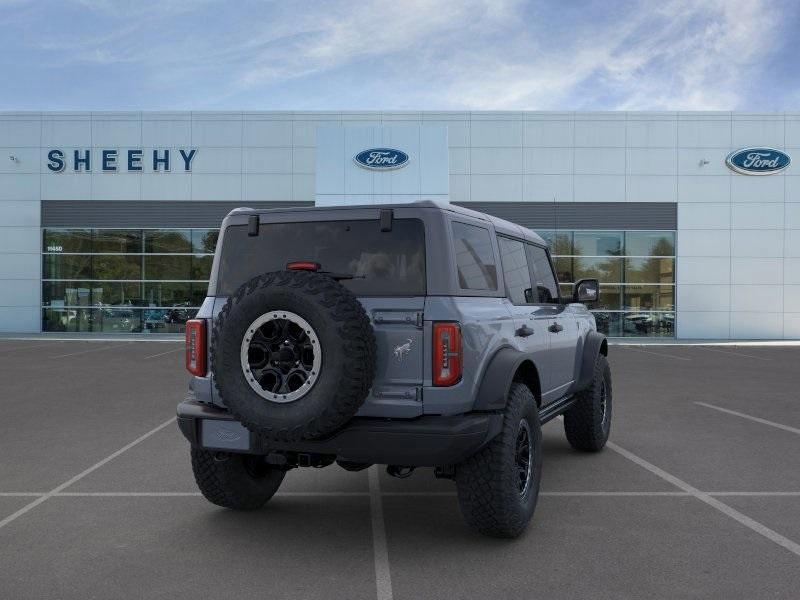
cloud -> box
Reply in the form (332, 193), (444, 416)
(0, 0), (794, 110)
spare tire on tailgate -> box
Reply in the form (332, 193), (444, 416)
(211, 270), (376, 441)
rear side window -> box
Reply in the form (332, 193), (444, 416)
(498, 236), (532, 304)
(526, 244), (560, 303)
(452, 222), (497, 290)
(217, 219), (425, 296)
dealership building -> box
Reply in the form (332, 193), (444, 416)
(0, 110), (798, 339)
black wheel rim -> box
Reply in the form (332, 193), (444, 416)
(599, 380), (608, 426)
(515, 420), (533, 497)
(240, 311), (321, 403)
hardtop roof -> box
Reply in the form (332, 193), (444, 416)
(227, 200), (546, 246)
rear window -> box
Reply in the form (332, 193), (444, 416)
(216, 219), (426, 296)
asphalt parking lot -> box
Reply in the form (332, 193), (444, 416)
(0, 339), (799, 599)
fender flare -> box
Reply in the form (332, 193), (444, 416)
(573, 331), (608, 393)
(472, 347), (540, 412)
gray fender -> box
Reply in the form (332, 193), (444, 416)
(472, 347), (538, 412)
(572, 331), (608, 393)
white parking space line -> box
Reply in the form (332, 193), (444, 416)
(620, 347), (691, 361)
(696, 347), (771, 361)
(143, 347), (184, 359)
(607, 440), (800, 558)
(0, 417), (176, 531)
(369, 466), (394, 600)
(49, 343), (136, 358)
(4, 490), (800, 498)
(696, 402), (800, 436)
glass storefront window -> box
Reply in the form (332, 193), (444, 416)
(573, 257), (623, 283)
(144, 255), (191, 280)
(625, 231), (675, 257)
(43, 229), (92, 253)
(92, 255), (142, 280)
(624, 285), (675, 311)
(192, 229), (219, 254)
(42, 227), (216, 334)
(144, 230), (192, 253)
(43, 254), (93, 280)
(93, 230), (142, 253)
(191, 255), (214, 280)
(573, 231), (623, 256)
(624, 257), (674, 284)
(536, 228), (676, 338)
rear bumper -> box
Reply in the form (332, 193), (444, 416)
(177, 399), (503, 467)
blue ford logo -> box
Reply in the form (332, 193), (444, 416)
(726, 147), (790, 175)
(354, 148), (409, 170)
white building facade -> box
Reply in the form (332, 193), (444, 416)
(0, 110), (798, 339)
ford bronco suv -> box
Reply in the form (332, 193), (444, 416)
(177, 200), (611, 538)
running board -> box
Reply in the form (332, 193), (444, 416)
(539, 394), (577, 424)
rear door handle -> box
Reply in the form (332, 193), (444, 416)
(515, 325), (534, 338)
(548, 322), (563, 333)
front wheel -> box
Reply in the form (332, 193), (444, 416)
(191, 448), (285, 510)
(563, 353), (612, 452)
(455, 383), (542, 538)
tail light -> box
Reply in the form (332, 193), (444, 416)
(433, 322), (462, 386)
(286, 261), (320, 271)
(185, 319), (207, 376)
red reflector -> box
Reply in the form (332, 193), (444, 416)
(433, 322), (462, 387)
(286, 261), (320, 271)
(185, 319), (207, 377)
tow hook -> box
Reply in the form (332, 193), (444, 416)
(386, 465), (415, 479)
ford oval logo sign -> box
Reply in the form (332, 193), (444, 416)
(354, 148), (409, 170)
(726, 147), (790, 175)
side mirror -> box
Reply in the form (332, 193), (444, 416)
(573, 279), (599, 304)
(523, 288), (534, 304)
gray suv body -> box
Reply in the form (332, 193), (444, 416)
(177, 200), (612, 537)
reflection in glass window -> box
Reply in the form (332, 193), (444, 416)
(573, 231), (623, 256)
(43, 254), (92, 280)
(42, 227), (215, 334)
(93, 230), (142, 253)
(624, 285), (675, 311)
(192, 229), (219, 254)
(553, 257), (573, 283)
(536, 231), (573, 255)
(625, 257), (674, 284)
(625, 231), (675, 256)
(92, 255), (142, 280)
(573, 257), (622, 283)
(622, 312), (675, 337)
(452, 222), (498, 291)
(144, 255), (191, 280)
(191, 255), (214, 280)
(498, 237), (532, 304)
(43, 229), (92, 253)
(144, 230), (192, 253)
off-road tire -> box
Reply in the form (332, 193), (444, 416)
(455, 383), (542, 538)
(191, 448), (285, 510)
(564, 353), (612, 452)
(212, 270), (376, 441)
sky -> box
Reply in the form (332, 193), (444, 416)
(1, 0), (798, 111)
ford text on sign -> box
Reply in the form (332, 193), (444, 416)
(353, 148), (409, 170)
(725, 148), (790, 175)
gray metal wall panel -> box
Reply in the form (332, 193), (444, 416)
(41, 201), (312, 228)
(455, 202), (677, 230)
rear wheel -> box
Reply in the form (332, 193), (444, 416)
(191, 448), (285, 510)
(564, 353), (612, 452)
(455, 383), (542, 538)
